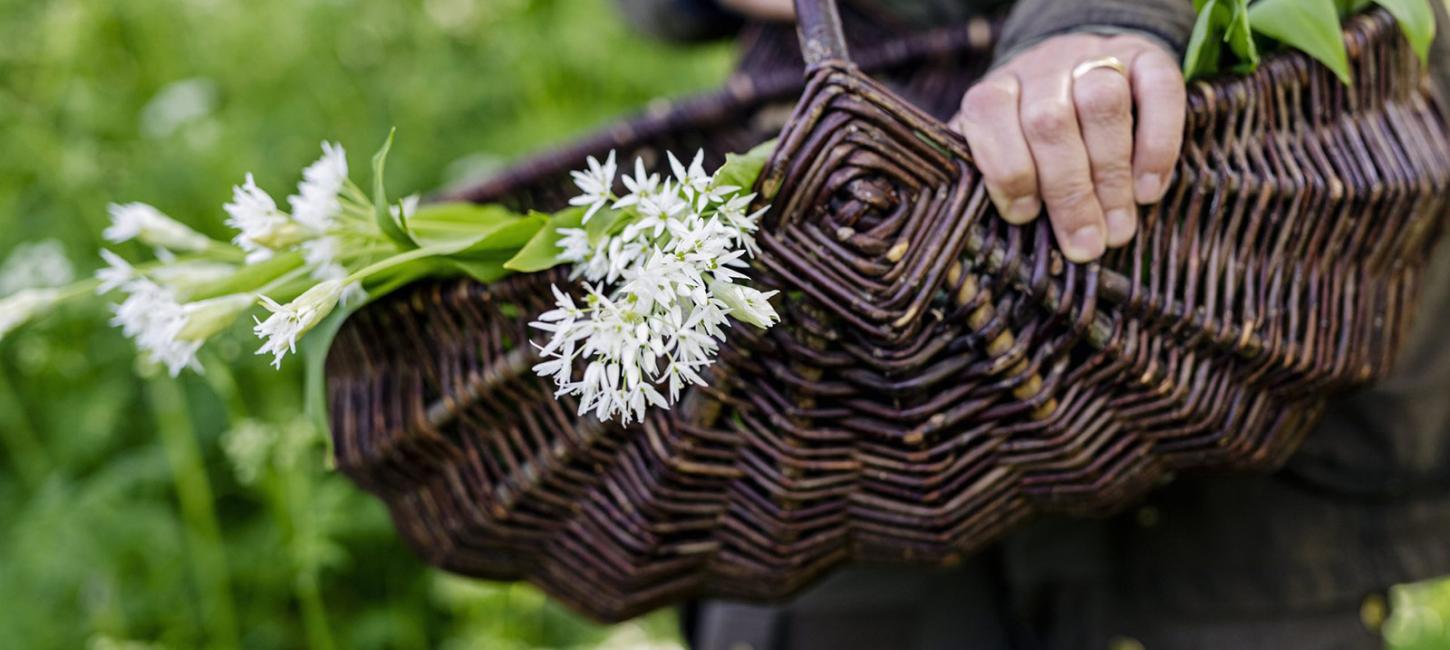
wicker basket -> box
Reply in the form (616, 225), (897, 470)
(324, 0), (1449, 622)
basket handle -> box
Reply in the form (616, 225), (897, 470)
(794, 0), (851, 67)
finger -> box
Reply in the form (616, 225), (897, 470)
(1018, 70), (1106, 263)
(952, 76), (1041, 224)
(1072, 66), (1137, 247)
(1128, 46), (1187, 204)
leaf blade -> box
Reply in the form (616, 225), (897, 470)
(1372, 0), (1436, 63)
(1249, 0), (1353, 85)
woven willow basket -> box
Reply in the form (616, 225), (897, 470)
(325, 0), (1450, 621)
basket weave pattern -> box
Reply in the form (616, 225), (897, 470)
(326, 7), (1449, 621)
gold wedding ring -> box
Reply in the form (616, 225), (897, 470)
(1071, 56), (1128, 80)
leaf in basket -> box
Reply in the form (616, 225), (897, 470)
(301, 305), (356, 442)
(1225, 0), (1259, 73)
(710, 138), (776, 193)
(371, 128), (418, 249)
(1371, 0), (1436, 63)
(1185, 0), (1229, 78)
(503, 207), (587, 273)
(1249, 0), (1352, 84)
(407, 203), (547, 255)
(442, 256), (513, 284)
(585, 206), (626, 244)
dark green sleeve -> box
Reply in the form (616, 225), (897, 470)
(612, 0), (742, 42)
(993, 0), (1196, 60)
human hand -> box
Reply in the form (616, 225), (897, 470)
(949, 33), (1185, 263)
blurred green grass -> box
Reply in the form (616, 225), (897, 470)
(1, 0), (1448, 648)
(0, 0), (729, 648)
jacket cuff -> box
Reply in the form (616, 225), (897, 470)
(613, 0), (741, 42)
(994, 0), (1196, 63)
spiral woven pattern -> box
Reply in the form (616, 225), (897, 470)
(326, 10), (1449, 621)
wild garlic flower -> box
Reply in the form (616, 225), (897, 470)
(225, 173), (306, 262)
(713, 281), (780, 329)
(0, 288), (63, 340)
(95, 249), (137, 294)
(556, 227), (592, 265)
(104, 202), (214, 252)
(108, 278), (204, 375)
(668, 150), (712, 204)
(288, 142), (349, 232)
(568, 151), (616, 223)
(253, 279), (344, 369)
(301, 236), (365, 305)
(612, 157), (659, 212)
(532, 149), (778, 425)
(0, 239), (74, 295)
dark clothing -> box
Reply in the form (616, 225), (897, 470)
(618, 0), (1450, 647)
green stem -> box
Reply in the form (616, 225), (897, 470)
(197, 352), (338, 649)
(145, 378), (240, 650)
(0, 363), (50, 489)
(188, 250), (305, 302)
(289, 491), (336, 650)
(257, 266), (312, 296)
(343, 244), (456, 285)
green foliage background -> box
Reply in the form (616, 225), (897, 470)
(0, 0), (728, 647)
(0, 0), (1446, 648)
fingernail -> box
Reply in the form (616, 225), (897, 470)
(1105, 208), (1136, 246)
(1007, 196), (1040, 223)
(1135, 173), (1163, 202)
(1066, 224), (1105, 262)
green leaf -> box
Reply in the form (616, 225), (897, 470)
(444, 257), (512, 283)
(710, 139), (777, 192)
(1337, 0), (1374, 14)
(1249, 0), (1353, 84)
(1372, 0), (1436, 63)
(407, 203), (520, 244)
(503, 207), (587, 272)
(449, 214), (548, 255)
(1185, 0), (1228, 79)
(186, 250), (305, 301)
(360, 258), (450, 300)
(301, 306), (356, 443)
(371, 128), (417, 249)
(407, 202), (547, 256)
(1225, 0), (1260, 73)
(585, 206), (627, 244)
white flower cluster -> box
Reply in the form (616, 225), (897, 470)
(0, 239), (75, 296)
(533, 150), (779, 425)
(98, 250), (254, 376)
(95, 142), (367, 374)
(224, 142), (365, 304)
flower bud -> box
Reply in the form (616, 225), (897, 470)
(0, 288), (62, 340)
(105, 202), (214, 252)
(712, 280), (779, 329)
(177, 293), (256, 342)
(253, 279), (344, 368)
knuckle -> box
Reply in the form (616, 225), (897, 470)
(992, 165), (1037, 195)
(1093, 163), (1134, 188)
(1042, 179), (1099, 212)
(960, 80), (1017, 121)
(1021, 101), (1075, 141)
